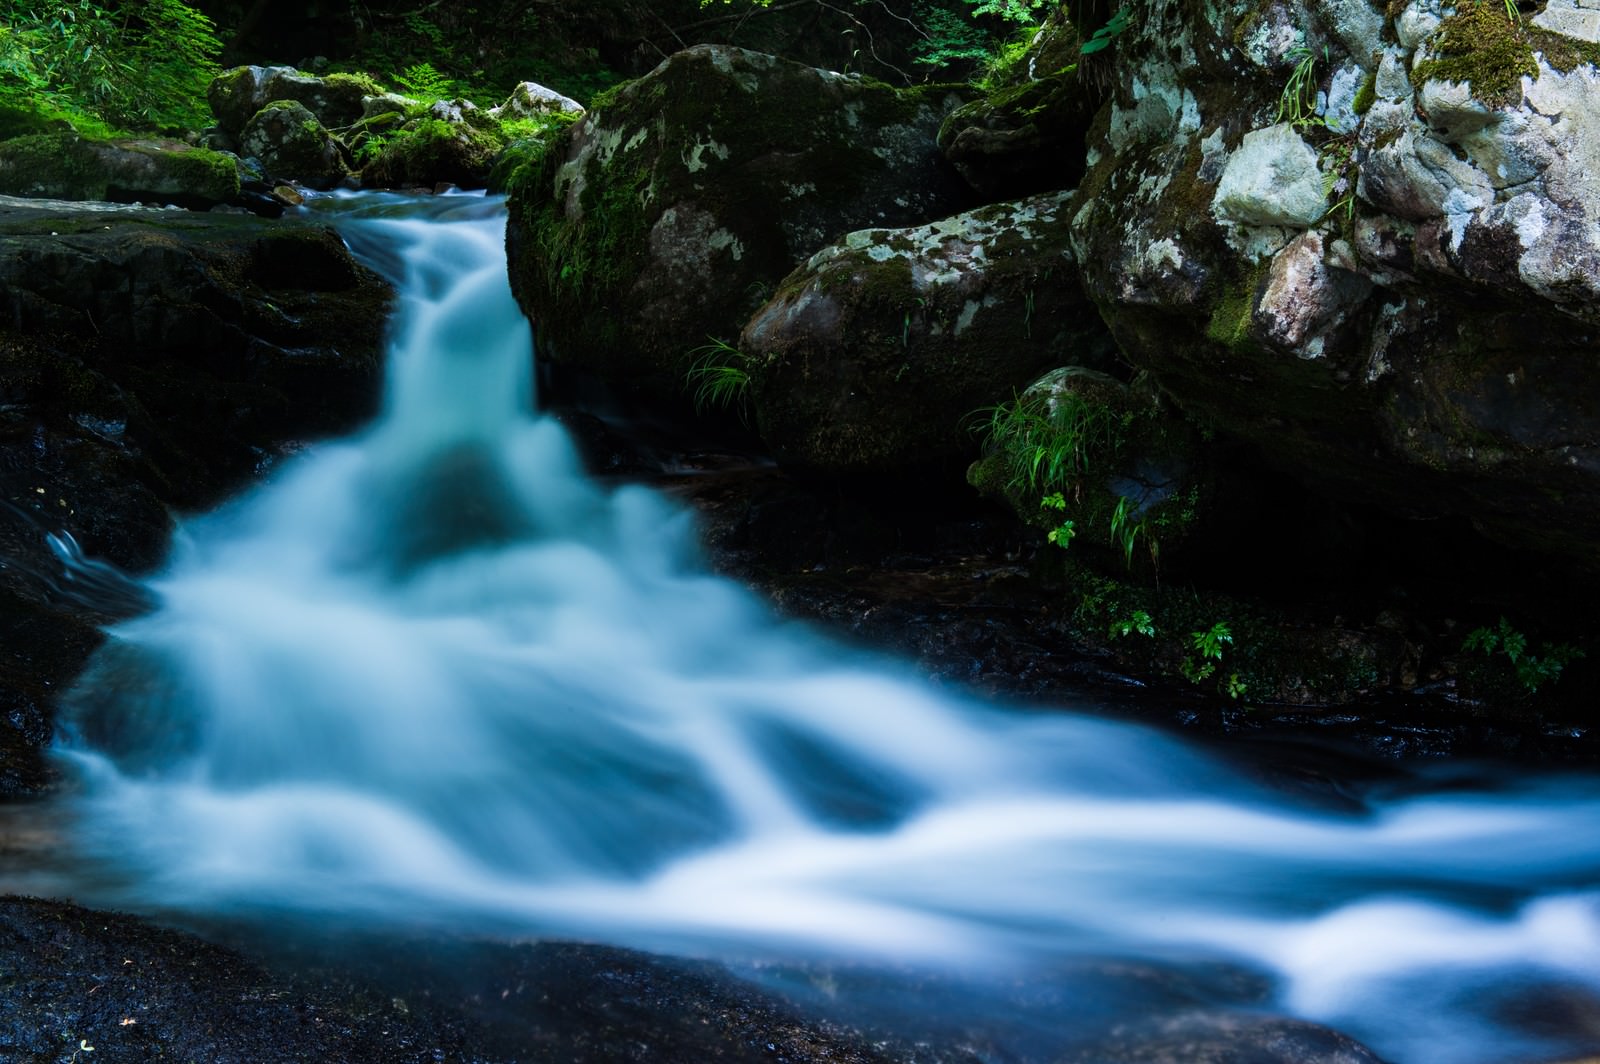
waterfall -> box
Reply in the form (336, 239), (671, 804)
(48, 192), (1600, 1064)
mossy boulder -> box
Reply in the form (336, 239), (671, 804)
(359, 116), (506, 190)
(209, 64), (372, 137)
(740, 190), (1114, 479)
(239, 100), (350, 188)
(505, 44), (972, 397)
(0, 133), (239, 208)
(1064, 0), (1600, 577)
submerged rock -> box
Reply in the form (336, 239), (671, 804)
(505, 44), (972, 396)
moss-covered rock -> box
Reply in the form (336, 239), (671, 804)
(359, 116), (506, 190)
(505, 44), (972, 397)
(740, 190), (1114, 479)
(0, 133), (239, 208)
(209, 64), (373, 137)
(239, 100), (350, 188)
(1065, 0), (1600, 579)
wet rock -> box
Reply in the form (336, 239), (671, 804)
(1059, 1011), (1384, 1063)
(490, 80), (586, 120)
(505, 44), (972, 399)
(741, 190), (1113, 479)
(0, 897), (921, 1064)
(0, 197), (392, 795)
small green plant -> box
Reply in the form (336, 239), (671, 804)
(394, 61), (459, 102)
(1502, 0), (1521, 24)
(981, 390), (1124, 495)
(1041, 492), (1076, 548)
(1462, 617), (1583, 693)
(1109, 495), (1156, 570)
(1109, 609), (1155, 639)
(1181, 621), (1234, 684)
(1080, 7), (1132, 54)
(1276, 45), (1328, 128)
(685, 338), (754, 419)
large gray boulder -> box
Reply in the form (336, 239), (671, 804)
(1064, 0), (1600, 574)
(505, 45), (973, 394)
(209, 65), (373, 136)
(741, 190), (1114, 478)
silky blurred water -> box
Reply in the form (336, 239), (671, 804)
(45, 193), (1600, 1064)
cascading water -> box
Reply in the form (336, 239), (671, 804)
(43, 193), (1600, 1064)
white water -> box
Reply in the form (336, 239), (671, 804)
(49, 194), (1600, 1064)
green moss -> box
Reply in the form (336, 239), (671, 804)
(1204, 266), (1263, 351)
(1526, 25), (1600, 73)
(1411, 2), (1538, 108)
(361, 117), (504, 187)
(1352, 70), (1377, 114)
(324, 71), (387, 96)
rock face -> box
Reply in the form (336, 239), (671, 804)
(0, 197), (392, 796)
(1066, 0), (1600, 574)
(741, 190), (1113, 478)
(0, 133), (239, 209)
(505, 44), (973, 393)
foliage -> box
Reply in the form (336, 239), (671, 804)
(981, 388), (1125, 495)
(1079, 7), (1130, 55)
(1462, 617), (1583, 693)
(685, 338), (754, 419)
(0, 0), (221, 133)
(1041, 492), (1075, 548)
(1109, 609), (1154, 639)
(1276, 45), (1326, 128)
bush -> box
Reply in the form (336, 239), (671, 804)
(0, 0), (220, 134)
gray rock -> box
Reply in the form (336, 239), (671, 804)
(504, 44), (972, 395)
(740, 190), (1113, 477)
(491, 81), (585, 119)
(239, 100), (349, 189)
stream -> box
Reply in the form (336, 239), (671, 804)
(24, 193), (1600, 1064)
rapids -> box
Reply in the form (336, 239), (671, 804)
(39, 192), (1600, 1064)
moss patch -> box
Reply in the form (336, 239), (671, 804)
(1411, 2), (1538, 109)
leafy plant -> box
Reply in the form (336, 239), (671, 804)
(1109, 494), (1157, 571)
(1276, 45), (1327, 128)
(1041, 492), (1076, 548)
(685, 338), (754, 419)
(0, 0), (220, 132)
(1080, 7), (1131, 55)
(1109, 609), (1155, 639)
(1181, 620), (1234, 685)
(981, 389), (1125, 495)
(1463, 617), (1583, 693)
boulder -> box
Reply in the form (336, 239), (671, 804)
(359, 115), (505, 190)
(208, 65), (374, 136)
(1062, 0), (1600, 575)
(0, 197), (392, 795)
(239, 100), (350, 188)
(0, 133), (238, 209)
(490, 80), (586, 120)
(740, 190), (1114, 478)
(505, 44), (973, 395)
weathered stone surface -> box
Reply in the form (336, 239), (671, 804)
(741, 190), (1113, 478)
(505, 44), (972, 395)
(0, 197), (391, 795)
(490, 80), (586, 119)
(239, 100), (350, 188)
(208, 65), (371, 137)
(1065, 0), (1600, 575)
(1059, 1011), (1384, 1063)
(0, 133), (238, 209)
